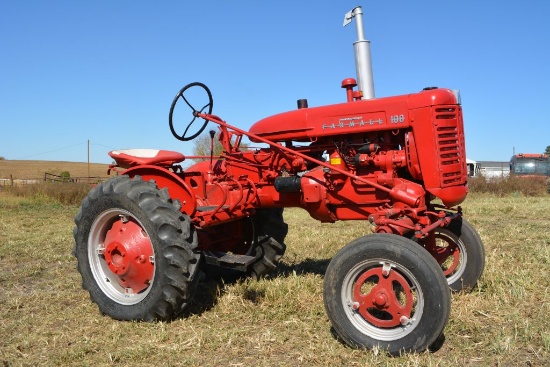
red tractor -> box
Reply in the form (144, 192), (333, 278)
(73, 7), (485, 355)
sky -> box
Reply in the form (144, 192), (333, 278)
(1, 0), (549, 164)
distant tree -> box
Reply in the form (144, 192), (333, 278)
(0, 156), (5, 160)
(192, 133), (223, 160)
(60, 171), (71, 182)
(545, 146), (550, 155)
(191, 132), (249, 162)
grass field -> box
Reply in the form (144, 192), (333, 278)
(1, 189), (549, 366)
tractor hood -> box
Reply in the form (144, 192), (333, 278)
(249, 88), (459, 142)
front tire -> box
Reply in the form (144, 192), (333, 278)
(414, 217), (485, 292)
(323, 234), (450, 355)
(73, 175), (200, 321)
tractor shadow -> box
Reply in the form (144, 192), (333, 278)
(276, 257), (331, 277)
(183, 257), (331, 317)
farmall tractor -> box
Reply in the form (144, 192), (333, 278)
(73, 7), (485, 355)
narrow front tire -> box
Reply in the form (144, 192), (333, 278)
(323, 234), (450, 355)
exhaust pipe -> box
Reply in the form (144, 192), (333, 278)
(343, 6), (375, 99)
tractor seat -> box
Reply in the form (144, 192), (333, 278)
(109, 149), (185, 168)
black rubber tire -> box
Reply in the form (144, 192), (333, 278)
(411, 217), (485, 292)
(73, 175), (200, 321)
(323, 234), (451, 356)
(248, 208), (288, 279)
(202, 208), (287, 280)
(443, 217), (485, 291)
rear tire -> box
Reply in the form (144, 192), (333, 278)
(201, 208), (287, 280)
(323, 234), (450, 355)
(73, 175), (200, 321)
(249, 208), (287, 279)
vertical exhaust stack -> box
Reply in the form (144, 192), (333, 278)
(344, 6), (375, 99)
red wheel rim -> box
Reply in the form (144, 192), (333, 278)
(432, 234), (460, 276)
(103, 218), (154, 294)
(352, 266), (414, 328)
(421, 232), (461, 277)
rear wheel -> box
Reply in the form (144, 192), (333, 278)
(323, 234), (450, 355)
(201, 208), (287, 280)
(249, 208), (287, 279)
(73, 175), (200, 321)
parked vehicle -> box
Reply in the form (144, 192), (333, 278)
(510, 153), (550, 177)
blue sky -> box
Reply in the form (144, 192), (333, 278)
(1, 1), (549, 164)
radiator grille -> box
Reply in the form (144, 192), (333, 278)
(434, 107), (466, 186)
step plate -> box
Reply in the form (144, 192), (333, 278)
(203, 251), (257, 272)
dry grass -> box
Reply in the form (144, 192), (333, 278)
(0, 160), (110, 180)
(4, 182), (97, 205)
(468, 175), (549, 196)
(5, 182), (96, 206)
(1, 190), (549, 366)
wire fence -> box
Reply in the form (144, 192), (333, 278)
(43, 172), (107, 184)
(0, 178), (41, 187)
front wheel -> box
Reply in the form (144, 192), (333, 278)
(413, 217), (485, 292)
(323, 234), (450, 355)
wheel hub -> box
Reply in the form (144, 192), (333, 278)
(372, 291), (389, 308)
(103, 218), (154, 294)
(353, 266), (414, 328)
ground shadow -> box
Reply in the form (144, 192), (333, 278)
(428, 332), (446, 353)
(275, 257), (331, 278)
(181, 275), (222, 317)
(183, 257), (331, 317)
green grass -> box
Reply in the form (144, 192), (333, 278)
(1, 191), (549, 366)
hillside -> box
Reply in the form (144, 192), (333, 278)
(0, 159), (111, 180)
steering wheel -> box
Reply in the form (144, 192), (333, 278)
(169, 82), (213, 141)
